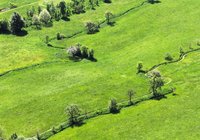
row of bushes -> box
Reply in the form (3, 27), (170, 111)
(34, 87), (174, 140)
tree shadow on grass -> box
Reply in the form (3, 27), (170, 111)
(62, 17), (70, 21)
(151, 94), (167, 101)
(149, 0), (161, 4)
(15, 30), (28, 36)
(108, 21), (116, 27)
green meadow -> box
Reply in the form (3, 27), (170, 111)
(0, 0), (200, 139)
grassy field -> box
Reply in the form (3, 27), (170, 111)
(0, 0), (200, 139)
(49, 51), (200, 140)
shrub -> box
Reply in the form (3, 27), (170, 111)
(67, 44), (96, 61)
(67, 45), (82, 58)
(105, 11), (113, 24)
(10, 133), (18, 140)
(10, 12), (25, 34)
(109, 98), (119, 113)
(39, 9), (52, 25)
(165, 53), (173, 61)
(0, 19), (10, 33)
(32, 15), (41, 29)
(85, 21), (99, 34)
(137, 62), (145, 74)
(38, 6), (42, 14)
(70, 0), (85, 14)
(26, 6), (35, 18)
(81, 46), (88, 58)
(127, 90), (135, 105)
(150, 71), (164, 97)
(65, 104), (83, 126)
(88, 49), (94, 60)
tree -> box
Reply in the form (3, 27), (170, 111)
(137, 62), (145, 74)
(81, 46), (88, 58)
(45, 35), (49, 44)
(10, 133), (18, 140)
(109, 98), (119, 113)
(179, 47), (184, 57)
(10, 12), (25, 34)
(89, 0), (95, 10)
(150, 71), (164, 97)
(165, 53), (173, 61)
(38, 6), (42, 14)
(58, 1), (67, 18)
(88, 49), (94, 60)
(70, 0), (85, 14)
(67, 45), (82, 58)
(66, 104), (83, 126)
(32, 15), (41, 29)
(105, 11), (113, 24)
(127, 90), (135, 105)
(36, 132), (41, 140)
(47, 2), (56, 18)
(39, 9), (52, 25)
(0, 19), (10, 33)
(26, 6), (35, 18)
(85, 21), (99, 34)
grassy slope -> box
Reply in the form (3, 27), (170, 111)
(49, 0), (200, 139)
(0, 0), (200, 138)
(49, 52), (200, 140)
(0, 0), (149, 137)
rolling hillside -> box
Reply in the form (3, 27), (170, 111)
(0, 0), (200, 139)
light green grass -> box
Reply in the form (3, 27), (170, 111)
(49, 52), (200, 140)
(0, 0), (200, 139)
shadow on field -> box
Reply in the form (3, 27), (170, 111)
(15, 30), (28, 36)
(108, 21), (116, 27)
(62, 17), (70, 21)
(151, 94), (167, 101)
(149, 0), (161, 4)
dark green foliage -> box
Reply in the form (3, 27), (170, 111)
(105, 11), (114, 25)
(26, 6), (35, 19)
(67, 44), (95, 61)
(70, 0), (85, 14)
(180, 47), (184, 56)
(88, 49), (94, 60)
(32, 15), (41, 29)
(45, 35), (49, 44)
(66, 104), (83, 126)
(38, 6), (42, 14)
(47, 2), (56, 18)
(148, 0), (159, 4)
(56, 33), (65, 40)
(81, 46), (88, 58)
(58, 1), (67, 17)
(109, 98), (119, 113)
(127, 90), (135, 105)
(165, 53), (173, 61)
(10, 12), (25, 34)
(104, 0), (112, 3)
(150, 71), (164, 97)
(85, 21), (99, 34)
(88, 0), (95, 9)
(137, 62), (145, 73)
(52, 127), (56, 134)
(0, 19), (10, 33)
(36, 132), (41, 140)
(10, 133), (18, 140)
